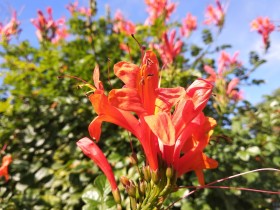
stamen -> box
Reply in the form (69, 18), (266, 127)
(131, 34), (145, 66)
(58, 74), (95, 90)
(57, 74), (88, 84)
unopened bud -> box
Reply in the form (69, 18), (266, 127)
(142, 166), (151, 182)
(166, 167), (173, 179)
(127, 181), (136, 198)
(120, 176), (130, 187)
(129, 153), (138, 165)
(139, 181), (146, 195)
(151, 169), (159, 184)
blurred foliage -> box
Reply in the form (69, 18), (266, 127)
(0, 0), (279, 209)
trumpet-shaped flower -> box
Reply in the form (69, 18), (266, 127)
(0, 155), (12, 181)
(145, 0), (176, 25)
(77, 137), (120, 203)
(30, 7), (68, 43)
(0, 11), (20, 42)
(204, 0), (225, 27)
(181, 13), (197, 37)
(79, 50), (217, 185)
(218, 51), (242, 75)
(66, 1), (92, 17)
(227, 78), (243, 101)
(154, 30), (183, 65)
(113, 10), (136, 35)
(251, 17), (275, 50)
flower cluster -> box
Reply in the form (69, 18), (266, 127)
(204, 51), (243, 110)
(251, 17), (275, 50)
(204, 0), (225, 28)
(113, 10), (136, 35)
(30, 7), (68, 43)
(66, 1), (92, 17)
(77, 50), (218, 207)
(0, 11), (20, 42)
(153, 30), (183, 65)
(144, 0), (176, 25)
(181, 13), (197, 38)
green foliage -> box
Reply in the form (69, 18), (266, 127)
(202, 29), (213, 45)
(0, 1), (279, 209)
(82, 175), (116, 210)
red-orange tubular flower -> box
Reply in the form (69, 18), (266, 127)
(77, 138), (121, 203)
(79, 50), (217, 187)
(0, 155), (12, 181)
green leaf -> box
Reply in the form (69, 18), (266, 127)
(202, 29), (213, 45)
(236, 150), (250, 161)
(81, 175), (116, 209)
(247, 146), (260, 156)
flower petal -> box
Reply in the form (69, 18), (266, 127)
(144, 112), (175, 146)
(114, 61), (139, 88)
(108, 88), (145, 114)
(155, 87), (185, 112)
(137, 50), (159, 114)
(88, 92), (140, 141)
(172, 78), (213, 138)
(0, 155), (12, 181)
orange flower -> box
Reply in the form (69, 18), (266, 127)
(77, 138), (120, 203)
(0, 155), (12, 181)
(79, 50), (217, 185)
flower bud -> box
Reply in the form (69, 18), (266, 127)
(142, 166), (151, 182)
(139, 181), (146, 195)
(151, 169), (159, 184)
(120, 176), (130, 187)
(129, 153), (138, 165)
(166, 167), (173, 179)
(127, 181), (137, 198)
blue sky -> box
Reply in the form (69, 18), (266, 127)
(1, 0), (279, 104)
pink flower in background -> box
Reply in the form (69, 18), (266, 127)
(119, 43), (130, 53)
(204, 0), (225, 27)
(66, 1), (92, 17)
(204, 51), (243, 102)
(145, 0), (176, 25)
(227, 78), (243, 101)
(154, 30), (183, 65)
(218, 51), (242, 75)
(251, 17), (275, 50)
(113, 10), (136, 35)
(0, 11), (20, 42)
(203, 65), (217, 83)
(181, 13), (197, 37)
(31, 7), (68, 43)
(204, 51), (241, 81)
